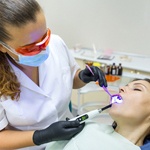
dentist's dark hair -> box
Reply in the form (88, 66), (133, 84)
(0, 0), (42, 100)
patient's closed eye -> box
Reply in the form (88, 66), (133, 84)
(134, 88), (141, 91)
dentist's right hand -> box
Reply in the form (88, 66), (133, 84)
(33, 120), (85, 145)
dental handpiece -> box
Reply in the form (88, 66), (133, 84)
(69, 104), (112, 124)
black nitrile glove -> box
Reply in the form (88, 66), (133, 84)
(33, 120), (85, 145)
(79, 66), (107, 87)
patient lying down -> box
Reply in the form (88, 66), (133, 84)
(46, 78), (150, 150)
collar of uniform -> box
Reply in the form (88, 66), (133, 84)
(7, 58), (49, 96)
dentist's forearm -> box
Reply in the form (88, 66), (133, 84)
(0, 129), (35, 149)
(73, 69), (86, 89)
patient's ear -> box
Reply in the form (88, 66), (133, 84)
(0, 44), (7, 53)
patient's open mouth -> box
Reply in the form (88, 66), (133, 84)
(111, 94), (123, 104)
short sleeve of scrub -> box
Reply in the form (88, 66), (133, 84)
(0, 102), (8, 130)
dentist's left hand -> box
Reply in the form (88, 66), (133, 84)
(79, 66), (107, 87)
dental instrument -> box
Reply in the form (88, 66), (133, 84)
(70, 94), (122, 124)
(86, 64), (94, 75)
(70, 65), (123, 124)
(103, 86), (122, 104)
(85, 64), (123, 103)
(70, 104), (112, 124)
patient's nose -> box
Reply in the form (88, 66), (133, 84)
(119, 87), (125, 93)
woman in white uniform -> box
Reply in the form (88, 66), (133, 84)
(46, 78), (150, 150)
(0, 0), (107, 149)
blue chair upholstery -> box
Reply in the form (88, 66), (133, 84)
(140, 136), (150, 150)
(140, 142), (150, 150)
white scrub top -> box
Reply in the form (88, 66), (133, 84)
(0, 34), (80, 150)
(46, 121), (141, 150)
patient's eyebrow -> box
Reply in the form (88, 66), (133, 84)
(133, 83), (148, 89)
(124, 82), (149, 90)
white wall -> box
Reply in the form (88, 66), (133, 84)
(38, 0), (150, 55)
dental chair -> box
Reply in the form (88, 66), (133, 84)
(140, 142), (150, 150)
(140, 135), (150, 150)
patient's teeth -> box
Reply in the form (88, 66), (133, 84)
(111, 95), (123, 104)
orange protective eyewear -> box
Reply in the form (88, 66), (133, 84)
(15, 28), (51, 56)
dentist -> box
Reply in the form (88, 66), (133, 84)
(0, 0), (107, 149)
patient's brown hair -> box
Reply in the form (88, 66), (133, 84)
(112, 78), (150, 145)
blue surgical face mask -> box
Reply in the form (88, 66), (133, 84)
(18, 48), (50, 67)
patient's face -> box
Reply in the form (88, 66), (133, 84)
(109, 80), (150, 125)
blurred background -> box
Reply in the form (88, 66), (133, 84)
(38, 0), (150, 55)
